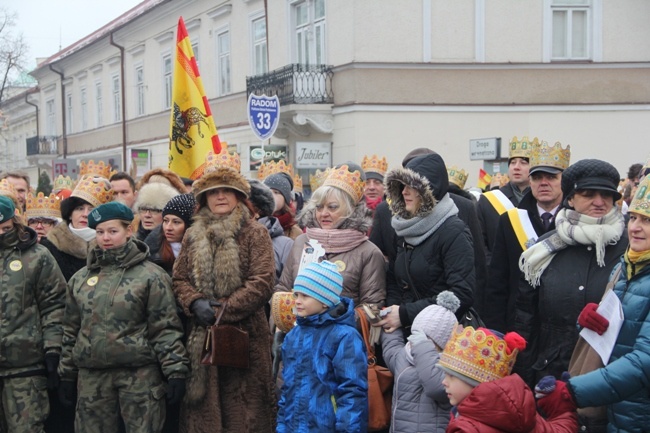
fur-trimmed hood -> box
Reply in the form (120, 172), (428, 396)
(248, 179), (275, 217)
(193, 167), (251, 203)
(136, 168), (186, 194)
(298, 200), (372, 233)
(134, 182), (179, 211)
(385, 167), (437, 219)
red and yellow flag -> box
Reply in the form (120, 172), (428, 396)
(168, 17), (221, 180)
(477, 168), (492, 190)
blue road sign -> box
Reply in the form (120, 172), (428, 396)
(247, 93), (281, 141)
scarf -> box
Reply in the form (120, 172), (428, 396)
(624, 247), (650, 281)
(171, 242), (182, 258)
(305, 227), (367, 254)
(276, 211), (296, 233)
(520, 207), (625, 287)
(391, 193), (458, 246)
(511, 184), (529, 205)
(365, 196), (383, 211)
(69, 223), (96, 242)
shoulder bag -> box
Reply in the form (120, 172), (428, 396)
(201, 301), (250, 369)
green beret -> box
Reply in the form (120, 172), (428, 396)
(0, 196), (16, 223)
(88, 201), (134, 229)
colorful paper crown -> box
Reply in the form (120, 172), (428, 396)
(0, 179), (19, 199)
(530, 141), (571, 171)
(629, 173), (650, 218)
(490, 173), (510, 189)
(258, 160), (294, 180)
(71, 175), (114, 208)
(361, 155), (388, 177)
(79, 160), (116, 179)
(509, 136), (537, 160)
(438, 325), (521, 385)
(293, 174), (303, 193)
(53, 175), (75, 193)
(309, 168), (331, 193)
(447, 166), (469, 189)
(199, 147), (241, 177)
(26, 192), (62, 220)
(271, 292), (296, 333)
(322, 165), (366, 203)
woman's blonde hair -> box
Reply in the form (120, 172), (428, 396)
(302, 186), (355, 226)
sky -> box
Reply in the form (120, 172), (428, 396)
(6, 0), (143, 68)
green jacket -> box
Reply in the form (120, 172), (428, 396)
(0, 227), (66, 375)
(59, 238), (189, 380)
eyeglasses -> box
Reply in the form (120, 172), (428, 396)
(28, 218), (55, 227)
(138, 207), (162, 215)
(315, 204), (340, 212)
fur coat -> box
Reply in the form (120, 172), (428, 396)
(40, 223), (95, 281)
(172, 203), (276, 433)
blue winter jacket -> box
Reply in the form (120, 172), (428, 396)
(569, 258), (650, 433)
(277, 297), (368, 433)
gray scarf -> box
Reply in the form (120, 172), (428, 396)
(391, 194), (458, 246)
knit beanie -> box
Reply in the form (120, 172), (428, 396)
(163, 193), (196, 228)
(264, 173), (293, 206)
(293, 261), (343, 308)
(411, 291), (460, 349)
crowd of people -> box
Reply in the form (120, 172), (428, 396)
(0, 138), (648, 433)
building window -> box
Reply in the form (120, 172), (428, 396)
(163, 54), (172, 109)
(95, 81), (103, 127)
(80, 87), (88, 131)
(293, 0), (326, 65)
(192, 42), (200, 68)
(46, 99), (56, 136)
(217, 30), (231, 96)
(252, 16), (267, 75)
(66, 93), (73, 134)
(112, 75), (121, 122)
(135, 65), (145, 116)
(549, 0), (593, 60)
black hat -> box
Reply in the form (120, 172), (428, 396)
(248, 179), (275, 217)
(264, 173), (293, 206)
(163, 193), (196, 227)
(561, 159), (622, 202)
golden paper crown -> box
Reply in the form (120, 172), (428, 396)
(258, 160), (294, 180)
(271, 292), (296, 333)
(53, 175), (75, 193)
(447, 166), (469, 189)
(26, 192), (62, 220)
(509, 136), (537, 160)
(71, 175), (114, 208)
(79, 160), (116, 179)
(438, 325), (521, 384)
(0, 179), (19, 199)
(322, 165), (366, 203)
(361, 155), (388, 177)
(200, 147), (241, 177)
(629, 174), (650, 218)
(309, 168), (331, 193)
(490, 173), (511, 189)
(530, 141), (571, 172)
(293, 174), (303, 193)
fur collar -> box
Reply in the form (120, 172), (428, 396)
(45, 223), (94, 259)
(385, 167), (437, 218)
(298, 200), (372, 233)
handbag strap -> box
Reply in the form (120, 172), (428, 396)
(213, 300), (228, 326)
(603, 263), (623, 296)
(355, 307), (377, 364)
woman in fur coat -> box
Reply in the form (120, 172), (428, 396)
(172, 167), (277, 433)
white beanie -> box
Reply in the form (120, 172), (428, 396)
(411, 291), (460, 349)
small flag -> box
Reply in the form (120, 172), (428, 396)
(168, 17), (221, 180)
(478, 168), (492, 190)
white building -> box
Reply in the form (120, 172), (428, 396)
(10, 0), (650, 188)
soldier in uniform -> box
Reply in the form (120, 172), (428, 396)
(0, 195), (66, 432)
(57, 201), (189, 433)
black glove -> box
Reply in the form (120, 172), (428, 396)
(191, 299), (220, 327)
(44, 353), (60, 390)
(271, 331), (285, 381)
(58, 380), (77, 408)
(166, 378), (186, 406)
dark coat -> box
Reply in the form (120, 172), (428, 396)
(40, 223), (93, 281)
(482, 191), (557, 333)
(477, 182), (523, 261)
(513, 231), (628, 388)
(144, 225), (173, 275)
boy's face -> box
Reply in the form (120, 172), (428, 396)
(293, 292), (328, 317)
(442, 373), (474, 406)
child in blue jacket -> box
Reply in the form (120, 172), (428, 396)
(277, 261), (368, 433)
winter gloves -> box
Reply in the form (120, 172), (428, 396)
(578, 303), (609, 335)
(407, 330), (428, 346)
(166, 378), (186, 406)
(45, 353), (60, 390)
(191, 298), (221, 327)
(535, 372), (577, 418)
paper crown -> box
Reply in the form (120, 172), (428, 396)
(0, 179), (19, 199)
(438, 325), (522, 385)
(447, 166), (469, 189)
(629, 173), (650, 218)
(490, 173), (510, 189)
(258, 160), (294, 180)
(309, 168), (331, 193)
(530, 141), (571, 171)
(509, 136), (537, 160)
(322, 165), (366, 203)
(79, 160), (116, 179)
(293, 174), (303, 193)
(271, 292), (296, 333)
(53, 175), (75, 193)
(361, 155), (388, 177)
(201, 147), (241, 177)
(26, 192), (62, 220)
(71, 175), (114, 208)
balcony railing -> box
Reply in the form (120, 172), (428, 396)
(246, 64), (334, 105)
(26, 136), (58, 156)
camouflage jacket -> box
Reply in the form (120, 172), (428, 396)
(0, 227), (66, 375)
(58, 238), (189, 381)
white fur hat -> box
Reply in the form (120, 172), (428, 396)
(134, 182), (179, 211)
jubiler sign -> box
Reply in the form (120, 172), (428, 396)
(295, 142), (331, 169)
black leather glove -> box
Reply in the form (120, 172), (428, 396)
(58, 380), (77, 408)
(166, 378), (186, 406)
(272, 331), (285, 382)
(44, 353), (60, 390)
(191, 299), (220, 327)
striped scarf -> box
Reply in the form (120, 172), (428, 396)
(305, 227), (367, 254)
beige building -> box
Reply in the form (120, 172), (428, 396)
(9, 0), (650, 188)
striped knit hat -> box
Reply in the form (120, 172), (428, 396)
(293, 261), (343, 307)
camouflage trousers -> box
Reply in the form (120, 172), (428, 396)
(76, 365), (166, 433)
(0, 375), (49, 433)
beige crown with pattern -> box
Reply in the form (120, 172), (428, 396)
(322, 164), (366, 203)
(258, 160), (294, 180)
(26, 192), (62, 220)
(197, 147), (242, 178)
(71, 175), (114, 208)
(530, 141), (571, 171)
(629, 173), (650, 218)
(509, 136), (537, 160)
(79, 160), (116, 179)
(447, 166), (469, 189)
(309, 168), (331, 193)
(293, 174), (303, 194)
(361, 155), (388, 177)
(53, 175), (75, 192)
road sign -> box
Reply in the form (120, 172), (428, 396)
(247, 93), (280, 141)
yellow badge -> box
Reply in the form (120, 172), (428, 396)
(9, 260), (22, 271)
(87, 276), (99, 286)
(334, 260), (346, 272)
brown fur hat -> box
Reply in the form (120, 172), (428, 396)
(193, 167), (251, 204)
(136, 168), (186, 194)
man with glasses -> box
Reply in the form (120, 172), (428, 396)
(25, 192), (61, 242)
